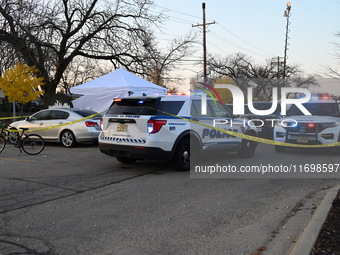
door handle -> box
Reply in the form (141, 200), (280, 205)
(192, 118), (199, 122)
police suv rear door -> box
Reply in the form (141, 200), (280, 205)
(191, 99), (242, 150)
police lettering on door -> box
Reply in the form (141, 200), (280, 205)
(202, 128), (238, 139)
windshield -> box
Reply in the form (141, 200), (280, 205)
(287, 103), (340, 116)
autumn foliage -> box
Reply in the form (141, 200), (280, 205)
(0, 63), (44, 104)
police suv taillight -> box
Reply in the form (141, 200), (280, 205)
(147, 120), (167, 134)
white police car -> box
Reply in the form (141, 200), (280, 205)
(274, 100), (340, 152)
(99, 95), (258, 170)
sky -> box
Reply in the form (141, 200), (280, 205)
(151, 0), (340, 92)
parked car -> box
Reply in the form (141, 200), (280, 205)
(9, 108), (102, 147)
(274, 100), (340, 153)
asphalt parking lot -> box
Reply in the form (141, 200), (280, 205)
(0, 143), (339, 254)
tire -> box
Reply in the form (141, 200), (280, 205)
(8, 128), (19, 144)
(116, 156), (137, 164)
(275, 145), (286, 153)
(61, 130), (76, 147)
(0, 136), (6, 153)
(22, 134), (45, 155)
(173, 138), (192, 171)
(238, 134), (257, 158)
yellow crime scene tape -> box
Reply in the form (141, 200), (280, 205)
(0, 111), (105, 133)
(148, 107), (340, 149)
(1, 107), (340, 148)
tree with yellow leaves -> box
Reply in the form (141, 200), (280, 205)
(0, 63), (44, 117)
(213, 76), (234, 104)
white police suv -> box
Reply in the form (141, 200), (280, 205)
(274, 100), (340, 152)
(99, 95), (258, 170)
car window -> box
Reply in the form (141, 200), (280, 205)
(190, 101), (198, 116)
(157, 101), (184, 115)
(107, 99), (158, 115)
(50, 110), (70, 120)
(73, 109), (102, 120)
(30, 110), (50, 121)
(191, 100), (213, 117)
(73, 109), (98, 117)
(208, 101), (232, 118)
(106, 99), (184, 116)
(225, 104), (233, 113)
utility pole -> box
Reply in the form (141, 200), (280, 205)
(283, 1), (291, 82)
(192, 3), (215, 82)
(271, 56), (284, 79)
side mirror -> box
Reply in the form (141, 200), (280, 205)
(25, 117), (31, 122)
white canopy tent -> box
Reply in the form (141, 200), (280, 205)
(70, 68), (167, 112)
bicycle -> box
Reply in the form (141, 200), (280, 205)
(0, 124), (45, 155)
(0, 122), (19, 143)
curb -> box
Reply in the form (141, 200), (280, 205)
(288, 185), (340, 255)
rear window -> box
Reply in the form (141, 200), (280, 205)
(107, 99), (184, 116)
(74, 110), (102, 118)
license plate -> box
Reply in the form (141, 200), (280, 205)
(116, 123), (128, 132)
(297, 137), (308, 143)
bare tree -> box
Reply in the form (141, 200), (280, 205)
(59, 56), (109, 94)
(141, 32), (197, 87)
(0, 41), (20, 75)
(0, 0), (162, 105)
(323, 31), (340, 79)
(0, 41), (22, 115)
(208, 53), (318, 100)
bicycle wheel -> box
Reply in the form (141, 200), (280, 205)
(22, 134), (45, 155)
(0, 135), (6, 153)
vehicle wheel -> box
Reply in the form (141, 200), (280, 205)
(116, 156), (137, 164)
(173, 138), (192, 171)
(0, 136), (6, 153)
(61, 130), (76, 147)
(22, 134), (45, 155)
(275, 145), (286, 153)
(8, 128), (19, 144)
(238, 134), (257, 158)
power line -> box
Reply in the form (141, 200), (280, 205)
(167, 17), (193, 25)
(216, 23), (275, 57)
(207, 40), (230, 55)
(209, 32), (270, 58)
(154, 3), (213, 23)
(153, 4), (276, 58)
